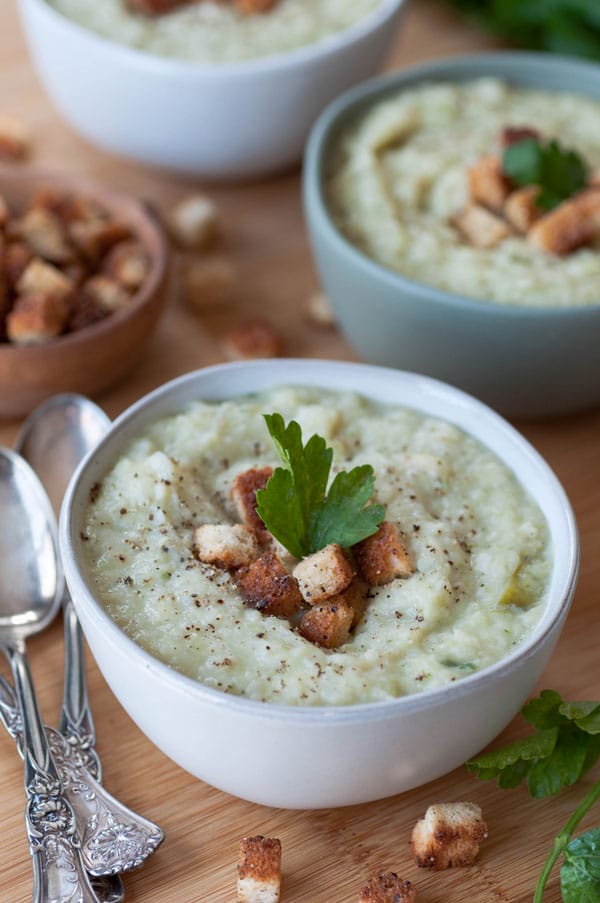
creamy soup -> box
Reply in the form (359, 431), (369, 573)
(327, 78), (600, 307)
(82, 387), (551, 706)
(48, 0), (384, 63)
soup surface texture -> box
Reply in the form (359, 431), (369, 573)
(82, 387), (551, 706)
(327, 78), (600, 307)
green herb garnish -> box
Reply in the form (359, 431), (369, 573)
(502, 137), (588, 211)
(467, 690), (600, 901)
(255, 413), (385, 560)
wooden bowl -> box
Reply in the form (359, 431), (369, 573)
(0, 166), (168, 419)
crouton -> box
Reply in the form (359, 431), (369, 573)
(103, 240), (149, 291)
(81, 275), (131, 312)
(467, 155), (510, 211)
(503, 186), (541, 233)
(236, 551), (303, 618)
(6, 292), (68, 344)
(169, 193), (219, 248)
(194, 523), (260, 570)
(231, 467), (273, 538)
(500, 126), (540, 148)
(358, 872), (417, 902)
(68, 218), (131, 263)
(411, 802), (488, 870)
(15, 206), (74, 264)
(298, 598), (353, 648)
(528, 190), (600, 255)
(17, 258), (74, 301)
(126, 0), (191, 13)
(0, 115), (29, 161)
(0, 193), (8, 228)
(293, 544), (354, 604)
(66, 292), (109, 333)
(305, 290), (336, 327)
(354, 522), (413, 586)
(337, 577), (368, 628)
(224, 318), (284, 361)
(32, 189), (107, 226)
(181, 256), (235, 310)
(452, 203), (513, 249)
(235, 0), (278, 13)
(2, 242), (33, 288)
(237, 836), (281, 903)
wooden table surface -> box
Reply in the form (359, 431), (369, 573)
(1, 2), (599, 900)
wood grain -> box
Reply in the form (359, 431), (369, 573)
(0, 2), (597, 901)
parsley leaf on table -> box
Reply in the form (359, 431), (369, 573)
(561, 827), (600, 902)
(467, 690), (600, 798)
(502, 137), (588, 211)
(255, 413), (385, 559)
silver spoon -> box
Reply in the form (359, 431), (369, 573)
(0, 447), (100, 902)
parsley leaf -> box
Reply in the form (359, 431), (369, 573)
(561, 828), (600, 902)
(467, 690), (600, 798)
(255, 413), (385, 559)
(502, 137), (588, 211)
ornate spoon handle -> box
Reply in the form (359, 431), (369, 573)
(2, 640), (100, 903)
(0, 671), (164, 876)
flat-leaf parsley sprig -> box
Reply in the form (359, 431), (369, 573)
(502, 137), (588, 212)
(467, 690), (600, 901)
(255, 413), (385, 560)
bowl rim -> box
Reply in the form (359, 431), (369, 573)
(60, 358), (579, 725)
(303, 50), (600, 318)
(22, 0), (406, 76)
(0, 164), (168, 354)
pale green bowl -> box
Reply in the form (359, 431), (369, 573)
(303, 52), (600, 418)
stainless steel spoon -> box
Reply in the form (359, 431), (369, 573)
(0, 447), (100, 902)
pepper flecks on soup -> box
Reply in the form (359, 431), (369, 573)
(81, 387), (551, 706)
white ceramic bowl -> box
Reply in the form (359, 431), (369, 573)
(18, 0), (405, 179)
(60, 360), (578, 808)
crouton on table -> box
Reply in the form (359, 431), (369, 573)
(358, 872), (417, 902)
(194, 523), (260, 570)
(224, 318), (284, 361)
(237, 836), (281, 903)
(236, 551), (303, 618)
(411, 802), (488, 870)
(292, 543), (354, 604)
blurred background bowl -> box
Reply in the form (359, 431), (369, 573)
(303, 52), (600, 418)
(0, 166), (168, 419)
(18, 0), (405, 180)
(60, 358), (578, 808)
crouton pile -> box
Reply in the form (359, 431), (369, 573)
(194, 466), (414, 649)
(0, 188), (151, 344)
(127, 0), (278, 16)
(453, 126), (600, 255)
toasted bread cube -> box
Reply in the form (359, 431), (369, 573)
(500, 125), (540, 148)
(235, 0), (278, 13)
(467, 155), (510, 211)
(411, 802), (488, 870)
(453, 203), (513, 249)
(32, 189), (108, 226)
(358, 872), (417, 902)
(237, 836), (281, 903)
(305, 290), (336, 327)
(67, 291), (109, 333)
(354, 522), (413, 586)
(293, 544), (354, 604)
(127, 0), (192, 15)
(169, 193), (219, 248)
(504, 186), (541, 233)
(224, 318), (284, 361)
(231, 467), (273, 538)
(236, 551), (303, 618)
(15, 206), (74, 264)
(0, 193), (8, 228)
(103, 240), (149, 292)
(81, 275), (130, 312)
(17, 258), (74, 301)
(181, 256), (235, 310)
(0, 115), (29, 160)
(68, 218), (131, 263)
(194, 523), (260, 570)
(2, 242), (33, 288)
(337, 577), (368, 628)
(528, 190), (600, 255)
(6, 292), (68, 343)
(298, 598), (353, 648)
